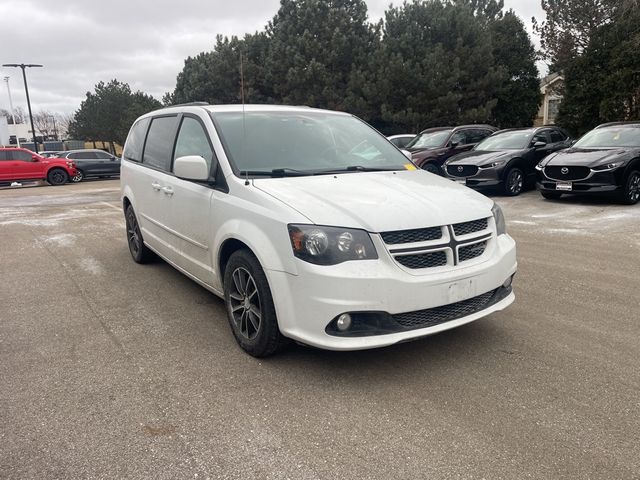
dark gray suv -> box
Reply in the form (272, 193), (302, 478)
(56, 149), (121, 182)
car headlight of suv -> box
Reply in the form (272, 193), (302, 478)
(479, 160), (506, 169)
(492, 203), (506, 236)
(592, 161), (624, 171)
(288, 224), (378, 265)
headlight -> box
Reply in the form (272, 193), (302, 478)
(592, 161), (624, 171)
(479, 160), (505, 169)
(492, 203), (506, 236)
(288, 224), (378, 265)
(66, 161), (74, 168)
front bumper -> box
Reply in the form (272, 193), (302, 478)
(445, 166), (503, 188)
(537, 170), (622, 195)
(266, 234), (517, 350)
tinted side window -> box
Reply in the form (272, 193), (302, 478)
(143, 116), (179, 171)
(68, 152), (82, 160)
(550, 130), (566, 143)
(94, 151), (112, 159)
(467, 129), (491, 144)
(13, 150), (33, 161)
(532, 131), (550, 144)
(450, 131), (468, 145)
(123, 117), (151, 162)
(0, 151), (9, 161)
(173, 117), (215, 171)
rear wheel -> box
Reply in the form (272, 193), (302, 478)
(125, 205), (154, 263)
(541, 191), (562, 200)
(503, 167), (524, 196)
(47, 168), (69, 186)
(224, 250), (289, 357)
(71, 170), (84, 183)
(619, 170), (640, 205)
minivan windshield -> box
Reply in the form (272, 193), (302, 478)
(475, 130), (533, 151)
(405, 130), (451, 149)
(573, 126), (640, 148)
(211, 111), (409, 176)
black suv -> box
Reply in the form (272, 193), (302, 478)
(405, 125), (497, 174)
(56, 149), (121, 182)
(445, 126), (572, 196)
(536, 122), (640, 204)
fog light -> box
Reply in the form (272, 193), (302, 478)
(336, 314), (352, 331)
(503, 274), (515, 289)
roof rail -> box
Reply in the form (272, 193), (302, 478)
(595, 121), (640, 129)
(164, 101), (210, 108)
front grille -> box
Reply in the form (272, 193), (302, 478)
(381, 226), (442, 245)
(447, 164), (478, 177)
(453, 218), (488, 236)
(458, 241), (487, 262)
(544, 166), (591, 181)
(395, 250), (447, 269)
(393, 289), (498, 328)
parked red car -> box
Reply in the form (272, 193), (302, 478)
(0, 147), (78, 185)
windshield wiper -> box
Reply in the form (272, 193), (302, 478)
(318, 165), (402, 173)
(238, 168), (312, 178)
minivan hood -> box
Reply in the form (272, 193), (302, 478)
(253, 170), (493, 232)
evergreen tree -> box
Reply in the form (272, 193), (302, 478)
(490, 11), (540, 127)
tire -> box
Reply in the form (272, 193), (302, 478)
(125, 205), (155, 264)
(619, 170), (640, 205)
(47, 168), (69, 186)
(224, 250), (290, 357)
(422, 162), (440, 175)
(503, 167), (524, 196)
(541, 191), (562, 200)
(71, 170), (84, 183)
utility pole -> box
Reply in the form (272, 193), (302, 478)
(3, 76), (19, 146)
(2, 63), (43, 152)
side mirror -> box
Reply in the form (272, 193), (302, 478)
(173, 155), (209, 181)
(400, 149), (413, 160)
(450, 141), (460, 148)
(570, 139), (577, 146)
(31, 155), (39, 162)
(533, 141), (547, 148)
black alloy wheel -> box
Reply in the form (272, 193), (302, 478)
(71, 170), (84, 183)
(223, 250), (289, 357)
(503, 167), (524, 196)
(620, 170), (640, 205)
(125, 205), (154, 263)
(47, 168), (69, 186)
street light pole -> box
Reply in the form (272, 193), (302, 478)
(3, 76), (19, 147)
(2, 63), (43, 152)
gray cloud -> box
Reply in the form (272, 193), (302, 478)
(0, 0), (543, 115)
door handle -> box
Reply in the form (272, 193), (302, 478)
(162, 186), (174, 196)
(151, 182), (162, 191)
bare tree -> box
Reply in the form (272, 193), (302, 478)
(55, 112), (74, 139)
(0, 106), (27, 124)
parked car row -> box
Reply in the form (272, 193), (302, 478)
(0, 147), (120, 186)
(389, 122), (640, 204)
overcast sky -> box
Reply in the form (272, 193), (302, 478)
(0, 0), (545, 116)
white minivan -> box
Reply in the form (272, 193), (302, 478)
(121, 104), (517, 356)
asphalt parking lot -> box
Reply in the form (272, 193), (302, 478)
(1, 180), (639, 479)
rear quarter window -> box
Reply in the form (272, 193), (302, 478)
(123, 117), (151, 163)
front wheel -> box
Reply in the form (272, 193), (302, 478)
(71, 170), (84, 183)
(619, 170), (640, 205)
(224, 250), (289, 357)
(422, 162), (440, 175)
(47, 168), (69, 186)
(503, 167), (524, 196)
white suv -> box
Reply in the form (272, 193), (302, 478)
(121, 104), (517, 356)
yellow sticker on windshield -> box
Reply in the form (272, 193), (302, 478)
(404, 164), (417, 170)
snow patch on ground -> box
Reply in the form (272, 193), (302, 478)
(79, 257), (104, 275)
(40, 233), (76, 247)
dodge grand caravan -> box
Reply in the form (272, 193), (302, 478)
(121, 104), (517, 356)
